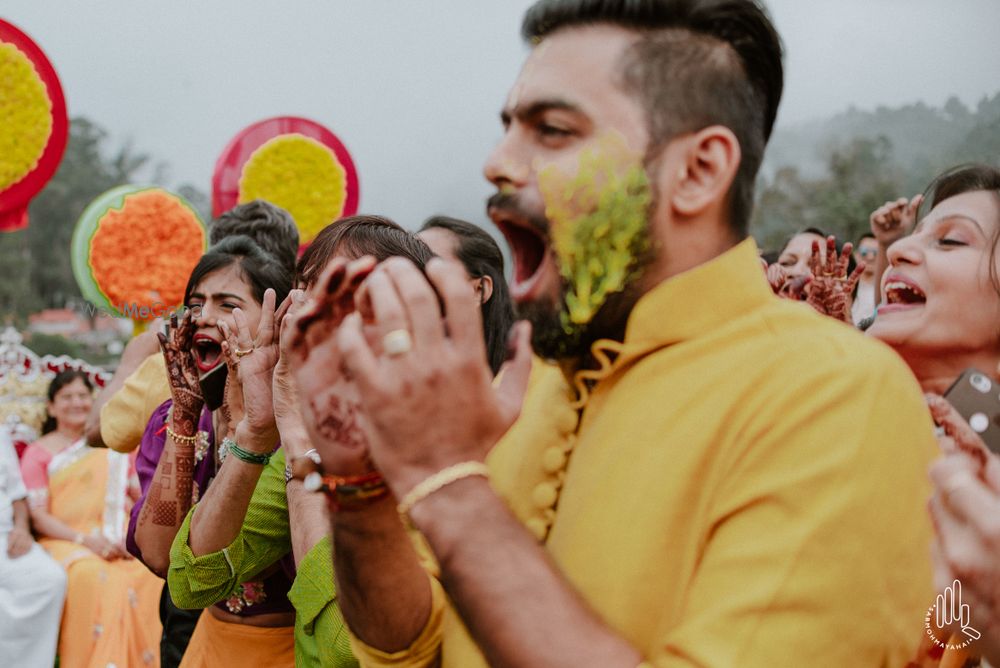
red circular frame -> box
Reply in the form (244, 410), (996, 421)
(0, 19), (69, 232)
(211, 116), (360, 243)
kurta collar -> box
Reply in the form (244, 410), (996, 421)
(568, 237), (772, 405)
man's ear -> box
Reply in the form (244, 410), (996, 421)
(669, 126), (741, 218)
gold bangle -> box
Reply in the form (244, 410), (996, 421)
(397, 461), (490, 520)
(166, 426), (199, 445)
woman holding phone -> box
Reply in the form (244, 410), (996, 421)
(866, 164), (1000, 665)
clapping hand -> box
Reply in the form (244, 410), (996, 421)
(218, 288), (282, 449)
(286, 257), (379, 476)
(334, 258), (533, 498)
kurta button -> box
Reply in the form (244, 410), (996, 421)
(556, 409), (578, 435)
(532, 482), (558, 509)
(526, 517), (549, 541)
(542, 446), (567, 473)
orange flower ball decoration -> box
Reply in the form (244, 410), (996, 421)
(89, 190), (205, 319)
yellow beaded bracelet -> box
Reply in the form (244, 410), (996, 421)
(397, 461), (490, 520)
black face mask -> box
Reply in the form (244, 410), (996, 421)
(198, 362), (228, 411)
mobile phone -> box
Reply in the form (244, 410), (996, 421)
(199, 362), (228, 412)
(943, 368), (1000, 455)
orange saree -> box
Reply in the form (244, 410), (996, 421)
(21, 439), (163, 668)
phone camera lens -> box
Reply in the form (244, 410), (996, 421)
(971, 373), (991, 393)
(970, 412), (990, 433)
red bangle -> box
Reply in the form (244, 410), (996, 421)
(304, 471), (389, 512)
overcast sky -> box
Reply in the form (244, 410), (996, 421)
(3, 0), (999, 229)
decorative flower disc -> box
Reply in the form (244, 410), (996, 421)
(72, 186), (207, 320)
(212, 116), (359, 247)
(0, 19), (68, 232)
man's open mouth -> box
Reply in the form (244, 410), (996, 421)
(491, 212), (551, 301)
(192, 333), (223, 373)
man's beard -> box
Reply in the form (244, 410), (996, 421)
(516, 279), (646, 361)
(488, 191), (653, 362)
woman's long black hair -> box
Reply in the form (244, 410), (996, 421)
(420, 216), (515, 375)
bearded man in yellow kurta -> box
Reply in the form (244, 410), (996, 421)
(286, 1), (937, 666)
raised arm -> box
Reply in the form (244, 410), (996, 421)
(288, 257), (435, 655)
(187, 289), (281, 557)
(85, 323), (162, 447)
(869, 194), (923, 307)
(335, 257), (643, 667)
(133, 312), (204, 576)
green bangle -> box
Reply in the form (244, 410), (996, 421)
(221, 437), (271, 466)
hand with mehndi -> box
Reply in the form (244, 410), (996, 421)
(925, 393), (1000, 665)
(765, 262), (788, 295)
(333, 257), (533, 499)
(218, 288), (282, 452)
(157, 311), (204, 434)
(870, 194), (924, 247)
(804, 236), (865, 323)
(287, 257), (379, 475)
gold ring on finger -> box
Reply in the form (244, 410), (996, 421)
(382, 329), (413, 357)
(234, 347), (254, 358)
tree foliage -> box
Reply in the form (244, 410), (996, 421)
(0, 116), (207, 323)
(753, 92), (1000, 252)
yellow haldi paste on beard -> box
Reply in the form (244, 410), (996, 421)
(539, 138), (652, 334)
(0, 41), (53, 191)
(238, 133), (347, 244)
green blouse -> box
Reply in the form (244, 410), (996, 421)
(168, 449), (357, 667)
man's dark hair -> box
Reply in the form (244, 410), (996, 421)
(420, 216), (515, 375)
(296, 215), (435, 289)
(522, 0), (784, 238)
(856, 232), (876, 244)
(926, 164), (1000, 293)
(209, 200), (300, 274)
(184, 235), (293, 309)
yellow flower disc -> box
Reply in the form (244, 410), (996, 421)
(0, 41), (53, 192)
(237, 133), (347, 244)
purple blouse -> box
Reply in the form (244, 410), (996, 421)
(127, 400), (294, 617)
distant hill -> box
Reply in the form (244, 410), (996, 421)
(752, 91), (1000, 250)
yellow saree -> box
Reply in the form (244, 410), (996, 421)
(21, 439), (163, 668)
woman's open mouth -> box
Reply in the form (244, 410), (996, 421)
(192, 333), (223, 373)
(879, 276), (927, 314)
(491, 213), (552, 302)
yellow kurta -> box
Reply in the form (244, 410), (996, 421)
(352, 238), (937, 667)
(100, 353), (170, 453)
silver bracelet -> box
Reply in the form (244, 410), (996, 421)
(285, 449), (321, 483)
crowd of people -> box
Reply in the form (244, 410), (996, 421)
(1, 0), (999, 666)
